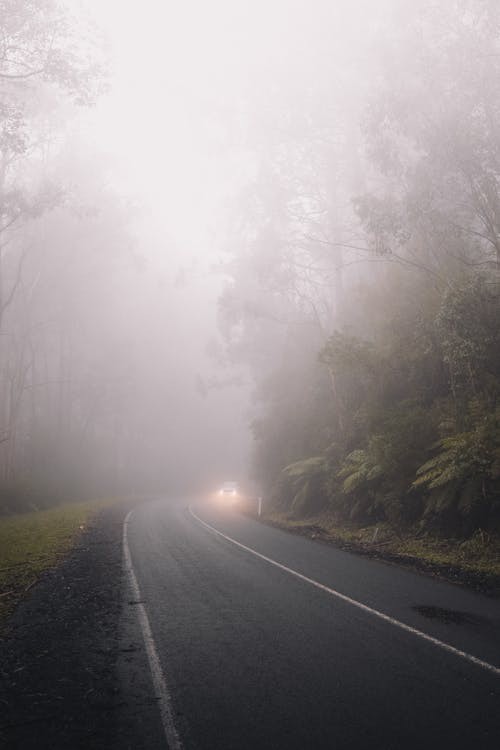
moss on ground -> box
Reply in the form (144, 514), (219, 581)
(262, 512), (500, 584)
(0, 499), (114, 621)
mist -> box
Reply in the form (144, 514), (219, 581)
(3, 3), (500, 748)
(1, 0), (499, 529)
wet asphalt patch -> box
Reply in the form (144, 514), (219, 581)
(413, 604), (485, 626)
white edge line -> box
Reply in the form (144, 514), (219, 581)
(123, 510), (183, 750)
(188, 504), (500, 678)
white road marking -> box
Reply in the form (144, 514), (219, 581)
(189, 505), (500, 678)
(123, 510), (183, 750)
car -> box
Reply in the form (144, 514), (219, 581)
(219, 481), (238, 497)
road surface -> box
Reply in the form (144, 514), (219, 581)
(123, 496), (500, 750)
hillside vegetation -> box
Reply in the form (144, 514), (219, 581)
(273, 275), (500, 537)
(219, 2), (500, 545)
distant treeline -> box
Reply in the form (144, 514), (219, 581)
(0, 2), (160, 513)
(219, 1), (500, 537)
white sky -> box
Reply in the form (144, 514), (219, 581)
(65, 0), (386, 483)
(79, 0), (262, 260)
(77, 0), (378, 263)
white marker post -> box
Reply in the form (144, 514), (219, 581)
(258, 496), (262, 517)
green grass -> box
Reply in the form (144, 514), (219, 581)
(263, 512), (500, 581)
(0, 499), (114, 621)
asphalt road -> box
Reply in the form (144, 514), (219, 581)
(124, 497), (500, 750)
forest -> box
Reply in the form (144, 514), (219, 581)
(1, 1), (499, 543)
(219, 1), (500, 538)
(2, 5), (500, 749)
(0, 0), (217, 512)
(0, 0), (122, 510)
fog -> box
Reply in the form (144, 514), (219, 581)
(1, 0), (499, 517)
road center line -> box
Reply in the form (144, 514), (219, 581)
(188, 505), (500, 678)
(123, 510), (183, 750)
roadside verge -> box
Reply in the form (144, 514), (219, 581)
(0, 499), (116, 623)
(0, 501), (130, 749)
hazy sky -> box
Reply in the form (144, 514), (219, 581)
(68, 0), (388, 487)
(81, 0), (250, 260)
(80, 0), (381, 262)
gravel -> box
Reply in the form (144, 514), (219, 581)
(0, 503), (129, 749)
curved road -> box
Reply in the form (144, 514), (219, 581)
(123, 497), (500, 750)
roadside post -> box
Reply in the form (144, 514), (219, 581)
(258, 497), (262, 517)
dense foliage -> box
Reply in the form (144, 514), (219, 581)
(220, 0), (500, 537)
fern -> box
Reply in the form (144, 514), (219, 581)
(338, 448), (383, 494)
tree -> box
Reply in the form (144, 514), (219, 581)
(0, 0), (107, 492)
(357, 1), (500, 275)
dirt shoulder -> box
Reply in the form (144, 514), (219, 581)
(257, 511), (500, 597)
(0, 500), (118, 623)
(0, 502), (130, 749)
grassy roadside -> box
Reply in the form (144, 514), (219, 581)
(259, 511), (500, 592)
(0, 499), (116, 622)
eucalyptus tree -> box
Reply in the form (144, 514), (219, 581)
(357, 0), (500, 277)
(0, 0), (106, 490)
(218, 0), (500, 533)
